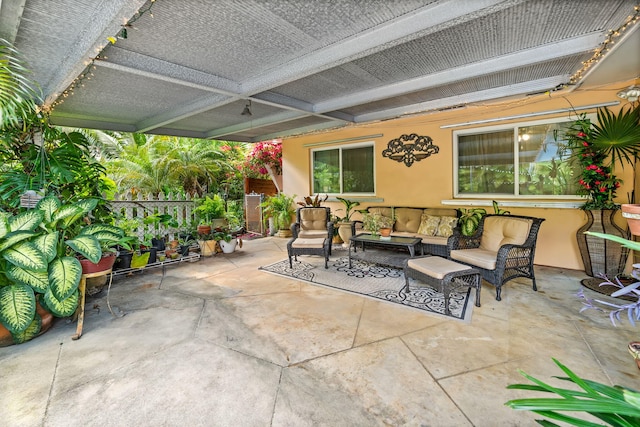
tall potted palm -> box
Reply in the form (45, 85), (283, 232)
(566, 105), (640, 278)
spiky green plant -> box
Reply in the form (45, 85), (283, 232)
(506, 358), (640, 426)
(589, 105), (640, 169)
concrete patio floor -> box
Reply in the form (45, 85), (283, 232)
(1, 236), (639, 426)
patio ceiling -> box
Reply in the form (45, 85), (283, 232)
(1, 0), (639, 143)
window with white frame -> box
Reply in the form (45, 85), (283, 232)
(311, 142), (375, 195)
(454, 118), (580, 197)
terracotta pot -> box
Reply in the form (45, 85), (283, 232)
(379, 227), (392, 237)
(79, 252), (117, 275)
(622, 204), (640, 236)
(1, 302), (54, 347)
(197, 224), (212, 235)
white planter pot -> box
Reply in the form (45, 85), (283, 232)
(219, 239), (237, 254)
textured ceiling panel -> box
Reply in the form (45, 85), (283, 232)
(54, 67), (208, 124)
(223, 115), (335, 141)
(341, 53), (592, 116)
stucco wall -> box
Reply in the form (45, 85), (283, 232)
(281, 82), (636, 271)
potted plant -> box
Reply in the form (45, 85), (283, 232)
(260, 192), (296, 238)
(213, 230), (236, 253)
(0, 196), (124, 345)
(194, 195), (227, 230)
(565, 108), (635, 279)
(143, 213), (179, 251)
(335, 197), (360, 247)
(361, 211), (394, 237)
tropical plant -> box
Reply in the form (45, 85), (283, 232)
(506, 358), (640, 426)
(297, 194), (328, 207)
(0, 38), (40, 128)
(586, 105), (640, 170)
(457, 207), (487, 236)
(335, 197), (361, 222)
(0, 196), (123, 344)
(260, 192), (296, 231)
(194, 195), (226, 224)
(564, 114), (623, 210)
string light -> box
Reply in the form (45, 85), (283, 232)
(47, 0), (157, 111)
(569, 5), (640, 85)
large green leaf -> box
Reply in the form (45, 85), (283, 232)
(0, 283), (35, 334)
(2, 240), (48, 272)
(52, 204), (83, 228)
(65, 234), (102, 263)
(0, 213), (9, 239)
(43, 289), (78, 317)
(131, 251), (150, 268)
(48, 257), (81, 301)
(80, 224), (123, 238)
(6, 264), (49, 293)
(32, 231), (59, 263)
(36, 196), (61, 224)
(11, 313), (41, 344)
(0, 230), (35, 252)
(57, 199), (98, 229)
(8, 209), (44, 232)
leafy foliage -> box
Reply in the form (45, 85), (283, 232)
(506, 358), (640, 426)
(0, 38), (41, 129)
(260, 193), (296, 230)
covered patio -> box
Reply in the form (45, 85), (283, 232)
(1, 238), (637, 425)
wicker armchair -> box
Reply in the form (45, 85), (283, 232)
(447, 214), (545, 301)
(291, 207), (334, 255)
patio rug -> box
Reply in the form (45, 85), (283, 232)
(259, 252), (474, 321)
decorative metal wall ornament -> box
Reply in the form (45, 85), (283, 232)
(382, 133), (439, 167)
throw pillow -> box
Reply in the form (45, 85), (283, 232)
(436, 216), (458, 237)
(417, 214), (440, 236)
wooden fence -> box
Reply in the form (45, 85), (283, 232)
(110, 192), (196, 240)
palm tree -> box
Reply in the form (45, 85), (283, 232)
(0, 38), (41, 129)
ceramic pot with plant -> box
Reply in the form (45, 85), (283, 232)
(335, 197), (360, 247)
(260, 192), (296, 237)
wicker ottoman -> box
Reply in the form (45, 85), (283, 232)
(287, 237), (330, 268)
(403, 256), (481, 315)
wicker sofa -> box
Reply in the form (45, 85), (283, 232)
(352, 206), (460, 257)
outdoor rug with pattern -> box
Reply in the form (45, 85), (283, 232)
(259, 253), (474, 321)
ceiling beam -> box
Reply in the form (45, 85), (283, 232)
(355, 76), (568, 123)
(42, 0), (148, 106)
(314, 32), (604, 114)
(205, 110), (310, 139)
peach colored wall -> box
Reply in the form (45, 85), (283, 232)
(282, 82), (637, 271)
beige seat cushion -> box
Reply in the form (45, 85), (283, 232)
(450, 248), (498, 270)
(479, 216), (532, 252)
(299, 208), (328, 231)
(291, 238), (326, 248)
(299, 229), (329, 239)
(407, 256), (471, 280)
(419, 234), (449, 245)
